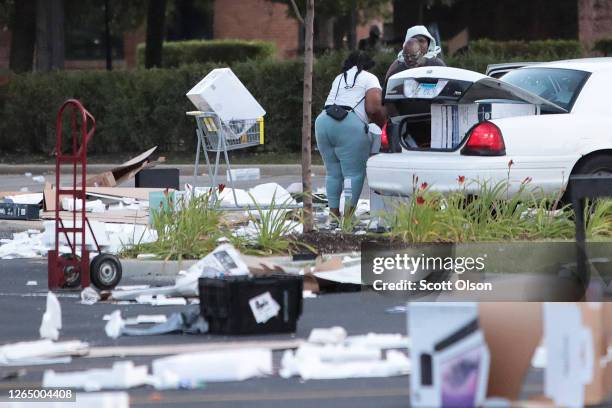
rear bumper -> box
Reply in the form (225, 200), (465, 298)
(366, 152), (568, 196)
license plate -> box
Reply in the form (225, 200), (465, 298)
(415, 83), (438, 98)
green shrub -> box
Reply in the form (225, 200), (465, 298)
(0, 42), (586, 156)
(136, 39), (276, 68)
(593, 38), (612, 56)
(468, 39), (583, 60)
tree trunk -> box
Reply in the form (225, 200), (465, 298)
(9, 0), (37, 73)
(347, 9), (357, 50)
(104, 0), (112, 71)
(36, 0), (64, 72)
(145, 0), (167, 68)
(301, 0), (314, 232)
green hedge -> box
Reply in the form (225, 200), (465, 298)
(0, 43), (584, 155)
(468, 39), (583, 60)
(593, 38), (612, 56)
(136, 39), (276, 68)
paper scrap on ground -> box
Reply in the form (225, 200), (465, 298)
(39, 292), (62, 341)
(314, 264), (362, 285)
(135, 295), (188, 306)
(152, 348), (272, 389)
(249, 291), (280, 323)
(26, 280), (38, 286)
(80, 287), (101, 305)
(32, 175), (45, 183)
(43, 361), (150, 392)
(103, 314), (167, 325)
(0, 340), (88, 366)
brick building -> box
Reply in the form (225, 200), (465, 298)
(579, 0), (612, 48)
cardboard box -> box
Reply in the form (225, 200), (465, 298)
(409, 303), (490, 407)
(430, 102), (539, 149)
(186, 68), (266, 122)
(543, 303), (612, 407)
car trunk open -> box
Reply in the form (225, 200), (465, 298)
(383, 67), (567, 152)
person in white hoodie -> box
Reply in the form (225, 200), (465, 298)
(384, 25), (445, 84)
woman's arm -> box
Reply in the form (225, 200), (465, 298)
(365, 88), (386, 128)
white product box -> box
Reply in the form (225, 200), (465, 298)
(409, 302), (489, 408)
(186, 68), (266, 122)
(430, 102), (539, 149)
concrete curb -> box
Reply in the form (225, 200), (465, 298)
(0, 164), (326, 177)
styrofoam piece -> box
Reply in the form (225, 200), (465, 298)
(19, 187), (29, 192)
(0, 340), (89, 366)
(0, 228), (49, 259)
(295, 343), (381, 363)
(135, 295), (187, 306)
(24, 172), (32, 177)
(308, 327), (347, 344)
(345, 333), (410, 349)
(152, 348), (272, 388)
(280, 348), (410, 380)
(41, 220), (110, 249)
(32, 175), (45, 183)
(286, 182), (302, 194)
(26, 280), (38, 286)
(249, 183), (296, 206)
(227, 168), (260, 181)
(104, 310), (124, 339)
(61, 198), (106, 212)
(39, 292), (62, 341)
(186, 68), (266, 122)
(103, 314), (168, 325)
(43, 361), (150, 392)
(5, 193), (43, 205)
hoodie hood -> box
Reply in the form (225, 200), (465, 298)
(397, 25), (442, 61)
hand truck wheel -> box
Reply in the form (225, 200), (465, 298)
(90, 253), (122, 290)
(60, 253), (82, 288)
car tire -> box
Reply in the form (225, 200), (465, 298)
(90, 253), (122, 290)
(573, 154), (612, 177)
(564, 154), (612, 204)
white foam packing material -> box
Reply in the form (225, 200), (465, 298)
(43, 361), (151, 392)
(345, 333), (410, 349)
(5, 193), (43, 205)
(0, 340), (89, 366)
(232, 220), (302, 240)
(308, 327), (347, 344)
(152, 348), (272, 388)
(280, 347), (410, 380)
(61, 198), (106, 213)
(39, 292), (62, 341)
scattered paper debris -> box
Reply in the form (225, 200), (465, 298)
(105, 308), (207, 338)
(32, 175), (46, 183)
(24, 172), (32, 177)
(81, 287), (101, 305)
(19, 187), (29, 192)
(103, 314), (167, 325)
(26, 280), (38, 286)
(152, 348), (272, 389)
(43, 361), (150, 392)
(345, 333), (410, 349)
(39, 292), (62, 341)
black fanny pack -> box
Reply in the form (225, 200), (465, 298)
(324, 75), (365, 121)
(324, 104), (350, 121)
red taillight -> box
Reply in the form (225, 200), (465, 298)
(461, 121), (505, 156)
(381, 121), (389, 150)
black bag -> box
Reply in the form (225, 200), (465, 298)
(324, 75), (364, 122)
(325, 104), (349, 121)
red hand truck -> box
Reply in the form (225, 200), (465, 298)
(48, 99), (122, 291)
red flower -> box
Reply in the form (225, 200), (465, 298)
(508, 159), (514, 168)
(457, 175), (465, 184)
(420, 182), (428, 191)
(218, 183), (225, 193)
(416, 196), (426, 205)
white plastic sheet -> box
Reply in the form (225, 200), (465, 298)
(39, 292), (62, 341)
(152, 348), (272, 389)
(43, 361), (151, 392)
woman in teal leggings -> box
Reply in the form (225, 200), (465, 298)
(316, 52), (385, 225)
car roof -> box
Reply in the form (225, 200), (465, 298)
(525, 58), (612, 73)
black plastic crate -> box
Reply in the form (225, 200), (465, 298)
(0, 202), (40, 220)
(135, 168), (180, 190)
(198, 274), (303, 335)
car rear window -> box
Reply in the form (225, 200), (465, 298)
(501, 68), (589, 111)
